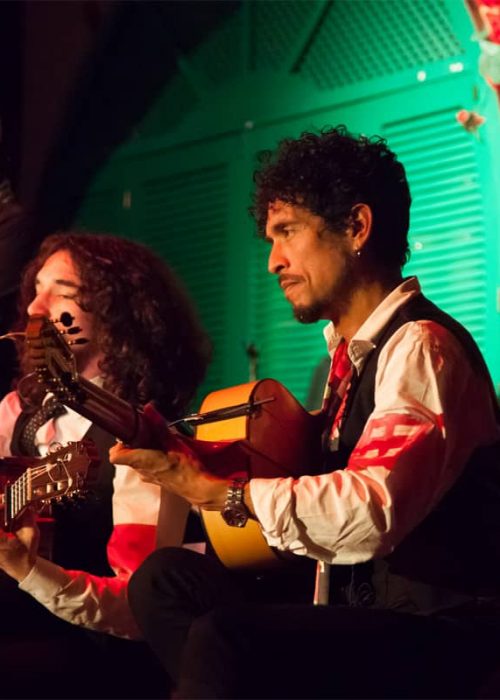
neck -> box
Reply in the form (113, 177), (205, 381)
(77, 350), (104, 381)
(333, 274), (402, 343)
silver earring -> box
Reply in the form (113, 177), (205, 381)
(356, 249), (361, 258)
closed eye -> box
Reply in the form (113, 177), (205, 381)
(275, 225), (296, 239)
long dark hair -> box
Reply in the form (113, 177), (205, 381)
(16, 231), (211, 419)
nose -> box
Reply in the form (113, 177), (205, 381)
(267, 240), (287, 275)
(27, 291), (49, 317)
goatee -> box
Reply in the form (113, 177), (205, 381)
(293, 301), (326, 324)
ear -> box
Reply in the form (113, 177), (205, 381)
(347, 203), (372, 255)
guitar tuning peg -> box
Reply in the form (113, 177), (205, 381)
(67, 337), (89, 346)
(48, 441), (63, 454)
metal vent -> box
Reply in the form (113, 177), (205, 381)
(299, 0), (465, 90)
(385, 109), (487, 348)
(138, 0), (468, 133)
(189, 12), (244, 89)
(249, 0), (318, 71)
(139, 73), (200, 138)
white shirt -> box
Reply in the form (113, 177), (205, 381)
(250, 277), (500, 565)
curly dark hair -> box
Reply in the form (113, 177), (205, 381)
(16, 231), (211, 419)
(251, 125), (411, 271)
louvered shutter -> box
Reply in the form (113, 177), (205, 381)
(135, 164), (230, 399)
(385, 109), (488, 351)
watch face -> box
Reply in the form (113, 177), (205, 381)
(222, 506), (248, 528)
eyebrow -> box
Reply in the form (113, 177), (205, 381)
(35, 277), (80, 289)
(268, 220), (296, 234)
(264, 220), (296, 244)
(55, 278), (79, 288)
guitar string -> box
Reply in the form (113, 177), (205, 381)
(7, 460), (76, 517)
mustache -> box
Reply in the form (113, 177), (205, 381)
(278, 274), (303, 288)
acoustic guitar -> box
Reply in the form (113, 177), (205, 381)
(24, 314), (324, 569)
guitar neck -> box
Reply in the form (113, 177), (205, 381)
(62, 378), (236, 458)
(62, 375), (152, 447)
(26, 314), (262, 459)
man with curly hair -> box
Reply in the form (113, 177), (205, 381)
(115, 127), (500, 698)
(0, 231), (211, 698)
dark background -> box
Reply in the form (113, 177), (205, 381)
(0, 0), (237, 397)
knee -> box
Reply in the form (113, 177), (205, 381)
(129, 546), (194, 616)
(129, 548), (240, 637)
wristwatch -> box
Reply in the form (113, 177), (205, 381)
(221, 478), (249, 528)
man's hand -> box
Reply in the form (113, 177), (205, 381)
(0, 508), (39, 582)
(109, 402), (258, 515)
(109, 442), (229, 511)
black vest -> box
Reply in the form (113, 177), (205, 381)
(327, 294), (500, 614)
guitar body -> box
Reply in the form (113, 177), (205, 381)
(196, 379), (323, 570)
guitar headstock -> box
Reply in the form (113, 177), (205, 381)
(3, 440), (100, 529)
(25, 314), (82, 403)
(24, 315), (147, 447)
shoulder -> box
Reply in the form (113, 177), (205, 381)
(0, 391), (23, 457)
(375, 319), (490, 409)
(0, 390), (23, 418)
(381, 319), (471, 365)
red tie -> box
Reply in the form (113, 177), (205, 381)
(322, 339), (353, 452)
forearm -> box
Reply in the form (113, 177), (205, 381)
(18, 556), (142, 639)
(250, 429), (442, 564)
(250, 470), (393, 565)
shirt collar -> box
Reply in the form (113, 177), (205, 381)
(323, 276), (422, 373)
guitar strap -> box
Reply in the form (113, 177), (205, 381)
(16, 398), (67, 457)
(10, 404), (39, 457)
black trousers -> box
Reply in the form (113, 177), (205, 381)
(0, 572), (168, 699)
(128, 547), (500, 699)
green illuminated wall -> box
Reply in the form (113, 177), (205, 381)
(77, 0), (500, 408)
